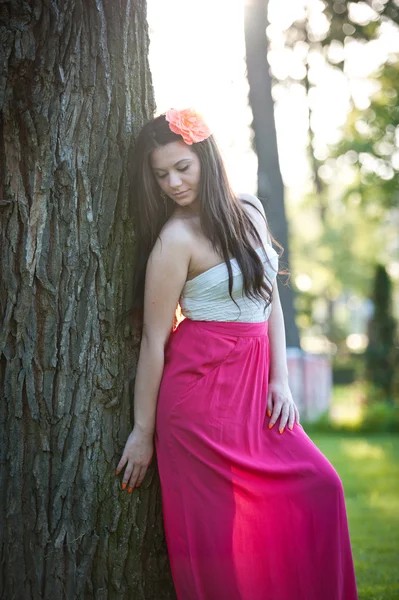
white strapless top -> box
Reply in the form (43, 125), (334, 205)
(179, 244), (279, 323)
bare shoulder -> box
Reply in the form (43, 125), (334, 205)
(238, 192), (266, 219)
(237, 192), (271, 245)
(143, 217), (192, 343)
(151, 218), (192, 257)
(146, 218), (192, 282)
(156, 215), (193, 252)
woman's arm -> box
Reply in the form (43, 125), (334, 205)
(238, 193), (300, 432)
(268, 281), (289, 382)
(116, 221), (191, 491)
(267, 281), (300, 432)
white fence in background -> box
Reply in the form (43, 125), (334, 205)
(287, 348), (332, 423)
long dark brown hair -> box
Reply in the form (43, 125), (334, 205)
(127, 113), (283, 329)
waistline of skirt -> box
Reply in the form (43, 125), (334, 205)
(175, 317), (269, 337)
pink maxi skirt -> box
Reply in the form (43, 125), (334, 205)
(155, 318), (358, 600)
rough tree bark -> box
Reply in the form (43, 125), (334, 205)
(0, 1), (175, 598)
(244, 0), (300, 349)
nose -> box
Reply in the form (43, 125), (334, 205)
(169, 170), (183, 189)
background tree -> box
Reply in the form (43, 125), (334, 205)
(244, 0), (300, 349)
(0, 2), (174, 598)
(364, 265), (398, 403)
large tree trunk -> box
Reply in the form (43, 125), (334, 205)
(0, 2), (174, 598)
(244, 0), (300, 349)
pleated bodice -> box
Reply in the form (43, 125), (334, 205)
(179, 243), (279, 323)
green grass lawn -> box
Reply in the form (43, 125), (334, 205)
(311, 433), (399, 600)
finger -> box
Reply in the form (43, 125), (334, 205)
(135, 467), (147, 489)
(115, 455), (128, 476)
(279, 404), (290, 433)
(127, 464), (141, 492)
(288, 405), (296, 430)
(122, 461), (134, 490)
(295, 406), (301, 425)
(269, 400), (283, 428)
(266, 390), (273, 418)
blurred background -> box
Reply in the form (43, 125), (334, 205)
(148, 0), (399, 433)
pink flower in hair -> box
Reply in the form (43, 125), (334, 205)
(165, 108), (212, 145)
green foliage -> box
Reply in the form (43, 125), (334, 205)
(332, 59), (399, 212)
(364, 265), (398, 401)
(304, 402), (399, 434)
(360, 400), (399, 433)
(275, 1), (399, 353)
(289, 190), (385, 346)
(321, 1), (399, 46)
(332, 352), (364, 384)
(303, 382), (399, 434)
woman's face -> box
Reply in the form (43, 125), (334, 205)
(151, 141), (201, 211)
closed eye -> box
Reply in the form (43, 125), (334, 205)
(156, 165), (189, 179)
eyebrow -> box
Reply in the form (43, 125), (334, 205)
(152, 159), (191, 172)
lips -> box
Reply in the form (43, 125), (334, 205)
(174, 190), (190, 198)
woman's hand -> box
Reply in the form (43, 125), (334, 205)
(267, 378), (300, 434)
(116, 427), (154, 492)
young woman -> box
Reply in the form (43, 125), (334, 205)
(116, 109), (358, 600)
